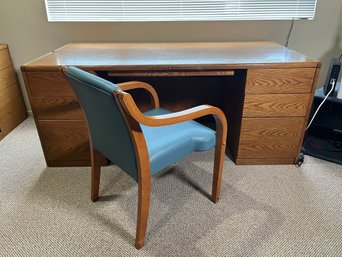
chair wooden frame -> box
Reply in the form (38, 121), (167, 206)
(90, 81), (227, 249)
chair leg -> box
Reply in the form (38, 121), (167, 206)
(212, 141), (226, 203)
(135, 177), (151, 249)
(91, 148), (101, 202)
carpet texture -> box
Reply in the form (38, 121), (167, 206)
(0, 117), (341, 257)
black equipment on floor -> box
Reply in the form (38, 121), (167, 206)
(302, 83), (342, 164)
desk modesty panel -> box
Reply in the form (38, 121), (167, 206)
(21, 42), (320, 166)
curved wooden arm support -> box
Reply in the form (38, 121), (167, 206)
(116, 81), (160, 109)
(115, 91), (227, 131)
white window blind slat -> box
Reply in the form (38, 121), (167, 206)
(44, 0), (318, 22)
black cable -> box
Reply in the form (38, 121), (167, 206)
(339, 52), (342, 60)
(285, 19), (295, 48)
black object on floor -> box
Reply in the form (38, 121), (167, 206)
(302, 84), (342, 165)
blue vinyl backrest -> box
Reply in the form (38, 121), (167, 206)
(64, 67), (139, 181)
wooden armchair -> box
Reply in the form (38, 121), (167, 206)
(63, 67), (227, 249)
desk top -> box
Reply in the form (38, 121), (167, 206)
(22, 41), (319, 71)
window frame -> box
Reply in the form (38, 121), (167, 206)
(44, 0), (318, 22)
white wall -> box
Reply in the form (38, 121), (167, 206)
(0, 0), (341, 110)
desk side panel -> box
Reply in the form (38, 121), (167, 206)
(26, 71), (76, 97)
(31, 97), (84, 120)
(0, 47), (27, 140)
(294, 66), (321, 163)
(0, 48), (11, 70)
(0, 67), (17, 92)
(21, 69), (106, 166)
(0, 83), (28, 140)
(38, 120), (91, 165)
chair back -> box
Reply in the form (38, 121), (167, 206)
(64, 67), (139, 181)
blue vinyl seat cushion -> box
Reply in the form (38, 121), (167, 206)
(142, 108), (216, 175)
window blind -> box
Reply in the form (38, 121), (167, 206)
(45, 0), (318, 22)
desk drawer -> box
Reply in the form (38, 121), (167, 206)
(246, 68), (315, 94)
(39, 120), (91, 163)
(31, 97), (84, 120)
(26, 71), (75, 97)
(0, 84), (27, 139)
(0, 67), (16, 92)
(0, 48), (11, 71)
(243, 94), (310, 117)
(238, 117), (305, 159)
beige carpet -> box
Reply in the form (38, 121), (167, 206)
(0, 116), (341, 257)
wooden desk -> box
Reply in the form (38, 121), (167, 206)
(21, 42), (320, 166)
(0, 44), (27, 140)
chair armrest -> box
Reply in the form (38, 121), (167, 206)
(115, 91), (227, 143)
(116, 81), (160, 109)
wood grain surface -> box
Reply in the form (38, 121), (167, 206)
(237, 117), (305, 159)
(26, 71), (75, 97)
(243, 94), (310, 117)
(238, 138), (299, 159)
(31, 97), (84, 120)
(0, 44), (7, 51)
(0, 67), (17, 92)
(0, 46), (27, 140)
(246, 68), (315, 94)
(294, 66), (321, 163)
(0, 84), (27, 139)
(0, 47), (11, 70)
(38, 120), (92, 163)
(239, 117), (305, 140)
